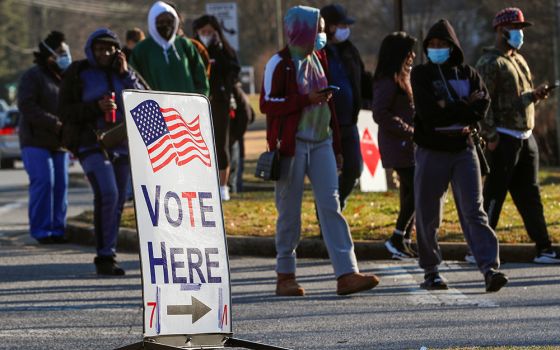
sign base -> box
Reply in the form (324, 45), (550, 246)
(115, 336), (292, 350)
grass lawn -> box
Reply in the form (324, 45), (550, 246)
(74, 95), (560, 244)
(105, 164), (560, 244)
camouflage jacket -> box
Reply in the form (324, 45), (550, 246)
(475, 48), (536, 141)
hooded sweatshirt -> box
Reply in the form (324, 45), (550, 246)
(260, 6), (341, 156)
(58, 28), (145, 154)
(130, 1), (209, 95)
(285, 6), (331, 142)
(411, 19), (490, 152)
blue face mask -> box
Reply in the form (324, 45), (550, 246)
(507, 29), (524, 50)
(42, 41), (72, 71)
(315, 32), (327, 50)
(55, 53), (72, 71)
(427, 48), (450, 65)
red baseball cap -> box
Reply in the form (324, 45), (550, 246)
(492, 7), (532, 28)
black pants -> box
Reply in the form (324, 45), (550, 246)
(483, 134), (551, 251)
(395, 167), (415, 239)
(338, 125), (363, 210)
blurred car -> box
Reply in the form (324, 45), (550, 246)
(0, 108), (21, 169)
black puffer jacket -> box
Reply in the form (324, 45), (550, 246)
(412, 19), (490, 152)
(17, 65), (63, 151)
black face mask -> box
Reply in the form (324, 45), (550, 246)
(157, 25), (174, 40)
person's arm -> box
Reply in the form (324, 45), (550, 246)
(185, 39), (210, 96)
(371, 78), (414, 139)
(458, 66), (490, 125)
(17, 69), (61, 134)
(475, 58), (499, 142)
(121, 68), (148, 90)
(358, 51), (373, 106)
(259, 55), (312, 118)
(411, 65), (466, 128)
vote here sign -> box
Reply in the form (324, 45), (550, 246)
(123, 91), (231, 338)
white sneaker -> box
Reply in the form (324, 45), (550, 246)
(464, 253), (477, 265)
(220, 186), (230, 201)
(533, 248), (560, 264)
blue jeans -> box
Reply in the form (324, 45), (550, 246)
(22, 147), (69, 240)
(80, 151), (130, 257)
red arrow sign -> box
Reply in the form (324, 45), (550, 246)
(360, 128), (380, 176)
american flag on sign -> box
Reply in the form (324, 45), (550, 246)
(130, 99), (211, 173)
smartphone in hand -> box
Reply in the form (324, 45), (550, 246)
(111, 49), (123, 71)
(546, 81), (560, 92)
(318, 85), (341, 94)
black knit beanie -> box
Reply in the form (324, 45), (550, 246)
(33, 31), (65, 64)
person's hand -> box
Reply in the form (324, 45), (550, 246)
(309, 89), (332, 104)
(98, 96), (117, 112)
(115, 51), (128, 74)
(468, 90), (485, 103)
(461, 126), (471, 135)
(534, 84), (550, 101)
(336, 153), (343, 170)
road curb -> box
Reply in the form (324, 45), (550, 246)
(66, 220), (543, 263)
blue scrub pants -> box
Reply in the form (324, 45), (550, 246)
(21, 147), (69, 240)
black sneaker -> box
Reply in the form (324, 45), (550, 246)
(533, 247), (560, 264)
(51, 236), (69, 244)
(37, 237), (54, 244)
(485, 270), (508, 292)
(94, 256), (125, 276)
(385, 235), (414, 260)
(420, 272), (448, 290)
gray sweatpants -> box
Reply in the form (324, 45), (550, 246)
(414, 146), (500, 276)
(275, 138), (359, 278)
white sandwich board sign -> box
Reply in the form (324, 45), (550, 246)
(357, 109), (387, 192)
(205, 2), (239, 51)
(122, 91), (231, 347)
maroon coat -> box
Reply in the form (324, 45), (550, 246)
(259, 47), (341, 157)
(371, 77), (415, 169)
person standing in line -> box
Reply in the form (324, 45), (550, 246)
(129, 1), (208, 96)
(193, 14), (241, 201)
(18, 31), (71, 244)
(260, 5), (380, 297)
(412, 19), (508, 292)
(372, 32), (417, 259)
(320, 3), (371, 210)
(476, 7), (560, 264)
(228, 82), (255, 194)
(167, 2), (212, 77)
(122, 28), (145, 62)
(58, 28), (146, 275)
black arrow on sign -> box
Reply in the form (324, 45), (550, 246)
(167, 296), (212, 323)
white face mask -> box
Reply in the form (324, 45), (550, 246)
(334, 27), (350, 42)
(199, 35), (213, 48)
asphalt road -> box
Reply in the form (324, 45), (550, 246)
(1, 164), (560, 350)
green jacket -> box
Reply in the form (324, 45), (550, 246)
(475, 48), (536, 141)
(130, 36), (209, 96)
